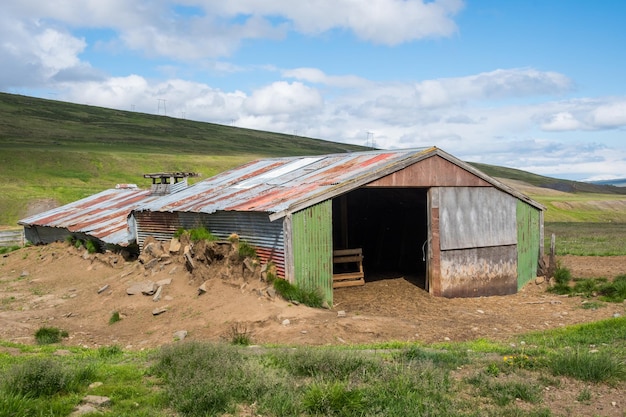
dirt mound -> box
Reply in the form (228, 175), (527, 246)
(1, 242), (625, 350)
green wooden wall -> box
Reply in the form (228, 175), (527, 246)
(516, 201), (541, 289)
(291, 200), (334, 305)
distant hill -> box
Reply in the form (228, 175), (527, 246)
(470, 162), (626, 196)
(588, 178), (626, 188)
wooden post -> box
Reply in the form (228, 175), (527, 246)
(547, 233), (556, 278)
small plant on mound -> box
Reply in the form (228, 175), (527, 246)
(228, 322), (252, 346)
(237, 240), (257, 260)
(548, 264), (572, 294)
(109, 310), (121, 325)
(597, 274), (626, 302)
(272, 278), (324, 308)
(34, 327), (68, 345)
(84, 239), (99, 254)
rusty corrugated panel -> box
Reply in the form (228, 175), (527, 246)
(135, 211), (183, 248)
(18, 188), (159, 246)
(134, 148), (433, 218)
(291, 200), (333, 305)
(366, 155), (492, 187)
(439, 245), (518, 297)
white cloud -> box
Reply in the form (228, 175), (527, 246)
(541, 112), (584, 131)
(591, 102), (626, 128)
(243, 81), (323, 115)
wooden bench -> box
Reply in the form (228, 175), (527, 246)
(333, 248), (365, 288)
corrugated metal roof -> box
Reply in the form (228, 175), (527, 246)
(19, 188), (161, 245)
(134, 147), (544, 220)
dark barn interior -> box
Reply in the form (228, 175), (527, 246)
(332, 187), (429, 288)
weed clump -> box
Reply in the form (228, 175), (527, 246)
(34, 327), (68, 345)
(272, 278), (324, 308)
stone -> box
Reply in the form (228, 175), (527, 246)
(266, 287), (276, 299)
(282, 319), (290, 326)
(476, 309), (485, 314)
(243, 257), (257, 273)
(156, 278), (172, 286)
(184, 251), (195, 271)
(126, 281), (157, 296)
(152, 307), (167, 316)
(20, 270), (29, 277)
(169, 266), (178, 275)
(337, 310), (347, 318)
(535, 276), (545, 285)
(143, 258), (159, 270)
(152, 285), (163, 302)
(173, 330), (187, 341)
(613, 313), (622, 318)
(88, 382), (103, 389)
(97, 284), (109, 294)
(144, 242), (164, 258)
(169, 237), (181, 253)
(198, 281), (208, 295)
(83, 395), (111, 407)
(71, 404), (99, 416)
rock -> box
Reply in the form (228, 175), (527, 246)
(444, 337), (451, 341)
(337, 310), (347, 318)
(71, 404), (99, 416)
(243, 257), (257, 273)
(169, 237), (181, 253)
(83, 395), (111, 407)
(126, 281), (157, 296)
(476, 309), (485, 314)
(152, 285), (163, 302)
(266, 287), (276, 299)
(282, 319), (290, 326)
(20, 270), (29, 277)
(613, 313), (622, 318)
(169, 266), (178, 275)
(88, 382), (103, 389)
(143, 258), (159, 270)
(173, 330), (187, 341)
(184, 251), (195, 271)
(198, 281), (208, 295)
(535, 276), (545, 285)
(152, 307), (167, 316)
(156, 278), (172, 286)
(144, 242), (164, 258)
(97, 284), (109, 294)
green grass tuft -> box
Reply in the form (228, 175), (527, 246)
(34, 326), (68, 345)
(272, 278), (324, 308)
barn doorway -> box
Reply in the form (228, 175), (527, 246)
(332, 187), (429, 289)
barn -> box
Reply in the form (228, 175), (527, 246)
(130, 147), (544, 303)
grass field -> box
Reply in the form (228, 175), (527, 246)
(0, 92), (367, 226)
(1, 317), (624, 417)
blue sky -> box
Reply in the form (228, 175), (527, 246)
(2, 1), (625, 181)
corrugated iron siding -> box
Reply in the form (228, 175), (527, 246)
(516, 200), (541, 289)
(439, 187), (517, 250)
(291, 200), (333, 304)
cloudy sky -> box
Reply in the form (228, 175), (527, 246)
(2, 1), (626, 181)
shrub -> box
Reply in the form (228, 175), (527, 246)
(598, 274), (626, 302)
(34, 326), (68, 344)
(109, 311), (121, 325)
(553, 265), (572, 285)
(272, 278), (324, 308)
(228, 322), (252, 346)
(85, 239), (99, 254)
(237, 240), (257, 259)
(548, 348), (626, 383)
(2, 358), (94, 398)
(302, 381), (365, 416)
(188, 227), (216, 242)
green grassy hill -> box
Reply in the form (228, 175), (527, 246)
(0, 92), (368, 226)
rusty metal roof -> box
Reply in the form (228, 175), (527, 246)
(19, 188), (161, 245)
(134, 147), (543, 220)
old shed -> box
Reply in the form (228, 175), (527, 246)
(130, 147), (544, 303)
